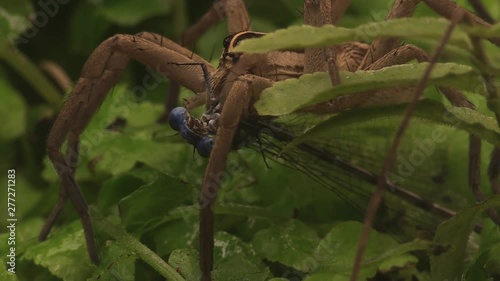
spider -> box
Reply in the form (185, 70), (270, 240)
(40, 0), (498, 280)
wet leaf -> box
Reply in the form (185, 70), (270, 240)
(255, 63), (482, 116)
(252, 219), (319, 271)
(22, 221), (95, 280)
(169, 232), (270, 281)
(307, 221), (423, 280)
(119, 173), (193, 233)
(235, 18), (471, 53)
(286, 99), (500, 151)
(431, 196), (500, 281)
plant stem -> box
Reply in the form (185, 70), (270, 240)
(0, 44), (62, 110)
(90, 207), (185, 281)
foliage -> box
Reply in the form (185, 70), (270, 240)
(1, 0), (500, 281)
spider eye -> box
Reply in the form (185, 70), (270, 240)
(197, 136), (214, 158)
(231, 32), (265, 48)
(222, 35), (232, 48)
(169, 107), (187, 131)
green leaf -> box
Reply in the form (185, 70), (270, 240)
(0, 217), (44, 262)
(118, 172), (194, 233)
(466, 242), (500, 281)
(22, 221), (95, 280)
(309, 221), (421, 280)
(66, 84), (205, 179)
(77, 130), (193, 179)
(94, 0), (173, 26)
(378, 254), (419, 272)
(0, 0), (32, 45)
(0, 173), (42, 223)
(168, 248), (200, 280)
(483, 244), (500, 278)
(97, 171), (147, 209)
(90, 208), (185, 281)
(153, 219), (198, 257)
(431, 195), (500, 281)
(41, 84), (205, 184)
(213, 232), (268, 274)
(169, 232), (270, 281)
(285, 99), (500, 151)
(251, 219), (320, 271)
(88, 241), (136, 281)
(461, 22), (500, 39)
(234, 18), (470, 53)
(0, 263), (18, 281)
(0, 75), (27, 141)
(255, 63), (482, 116)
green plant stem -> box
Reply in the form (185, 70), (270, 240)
(0, 44), (62, 110)
(90, 207), (185, 281)
(172, 0), (188, 36)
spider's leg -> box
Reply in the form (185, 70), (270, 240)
(304, 0), (331, 73)
(357, 0), (420, 70)
(363, 14), (500, 225)
(365, 44), (472, 108)
(489, 147), (500, 195)
(350, 12), (466, 281)
(331, 0), (352, 25)
(182, 0), (250, 47)
(423, 0), (500, 46)
(467, 0), (495, 24)
(159, 0), (251, 122)
(198, 74), (273, 281)
(39, 128), (81, 244)
(42, 32), (213, 264)
(305, 43), (473, 115)
(470, 136), (500, 224)
(304, 0), (345, 85)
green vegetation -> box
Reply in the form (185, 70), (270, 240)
(1, 0), (500, 280)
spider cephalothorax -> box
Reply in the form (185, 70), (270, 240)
(170, 30), (305, 157)
(220, 31), (266, 64)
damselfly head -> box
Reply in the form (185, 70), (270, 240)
(169, 107), (188, 131)
(169, 106), (215, 158)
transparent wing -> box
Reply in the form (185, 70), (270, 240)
(239, 110), (478, 240)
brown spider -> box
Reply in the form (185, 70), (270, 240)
(40, 0), (498, 280)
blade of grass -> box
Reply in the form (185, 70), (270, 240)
(0, 44), (62, 110)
